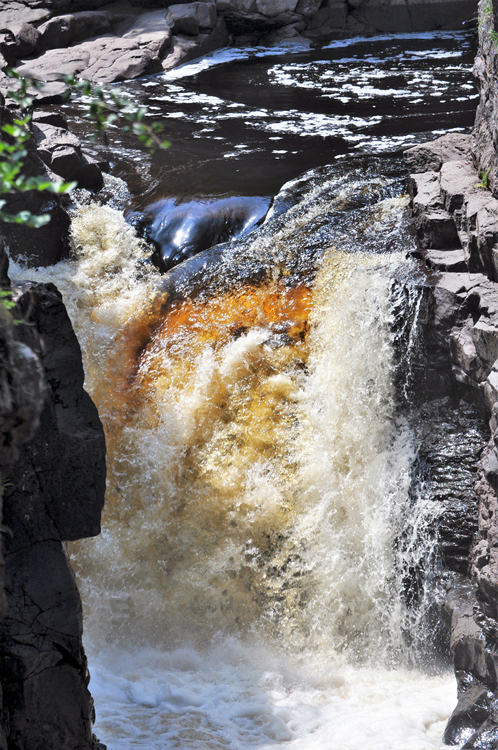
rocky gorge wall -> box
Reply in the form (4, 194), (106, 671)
(403, 2), (498, 745)
(0, 99), (107, 747)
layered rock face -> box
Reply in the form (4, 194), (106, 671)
(404, 8), (498, 734)
(0, 0), (477, 84)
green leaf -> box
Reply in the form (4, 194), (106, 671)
(47, 180), (77, 194)
(0, 210), (51, 226)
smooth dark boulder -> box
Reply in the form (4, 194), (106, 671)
(146, 195), (270, 271)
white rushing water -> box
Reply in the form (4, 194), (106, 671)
(11, 176), (459, 748)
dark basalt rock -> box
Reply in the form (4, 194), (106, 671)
(462, 720), (498, 749)
(444, 684), (496, 746)
(142, 195), (270, 272)
(0, 280), (106, 749)
(404, 35), (498, 741)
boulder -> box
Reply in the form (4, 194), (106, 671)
(18, 35), (163, 83)
(295, 0), (322, 18)
(32, 122), (104, 190)
(36, 10), (115, 52)
(117, 9), (172, 57)
(167, 1), (217, 34)
(36, 14), (75, 51)
(405, 133), (473, 174)
(162, 18), (229, 70)
(255, 0), (298, 16)
(0, 22), (39, 61)
(0, 3), (49, 29)
(167, 5), (200, 35)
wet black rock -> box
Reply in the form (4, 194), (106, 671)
(444, 684), (496, 746)
(0, 280), (106, 749)
(404, 39), (498, 742)
(143, 195), (269, 272)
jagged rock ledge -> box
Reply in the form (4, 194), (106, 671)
(405, 128), (498, 747)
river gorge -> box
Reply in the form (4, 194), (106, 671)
(0, 25), (488, 749)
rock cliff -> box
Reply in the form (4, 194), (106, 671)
(404, 3), (498, 744)
(0, 262), (107, 750)
(0, 85), (107, 750)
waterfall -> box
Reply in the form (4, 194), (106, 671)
(10, 167), (461, 749)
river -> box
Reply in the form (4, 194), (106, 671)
(12, 29), (479, 750)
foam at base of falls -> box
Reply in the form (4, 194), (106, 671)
(89, 641), (455, 750)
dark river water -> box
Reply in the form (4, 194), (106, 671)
(63, 30), (477, 208)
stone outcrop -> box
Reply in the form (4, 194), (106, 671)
(0, 242), (107, 748)
(0, 0), (478, 84)
(0, 93), (106, 266)
(0, 73), (107, 749)
(405, 99), (498, 747)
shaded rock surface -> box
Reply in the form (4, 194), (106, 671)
(0, 92), (107, 266)
(0, 262), (107, 748)
(404, 18), (498, 736)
